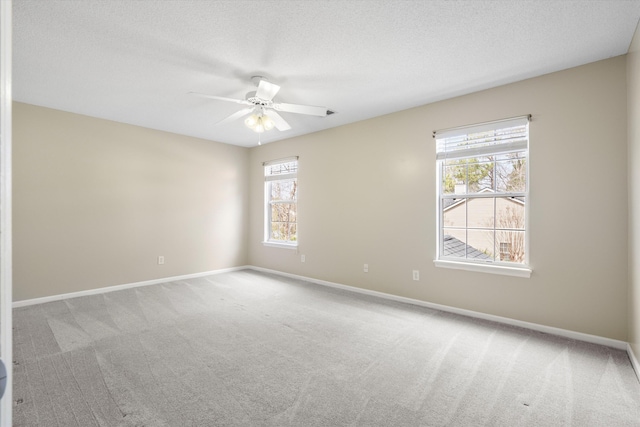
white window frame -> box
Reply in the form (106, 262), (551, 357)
(433, 116), (532, 278)
(263, 157), (298, 249)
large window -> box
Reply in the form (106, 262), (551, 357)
(435, 116), (530, 274)
(264, 157), (298, 247)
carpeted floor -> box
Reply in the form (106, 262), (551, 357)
(12, 269), (640, 426)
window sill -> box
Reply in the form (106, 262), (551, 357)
(433, 259), (531, 278)
(263, 241), (298, 250)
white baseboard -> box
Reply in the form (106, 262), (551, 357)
(11, 264), (640, 382)
(11, 264), (632, 356)
(249, 266), (629, 351)
(628, 343), (640, 383)
(12, 265), (251, 308)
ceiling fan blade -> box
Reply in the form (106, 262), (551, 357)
(189, 91), (252, 106)
(255, 79), (280, 101)
(215, 107), (255, 126)
(274, 102), (328, 117)
(263, 109), (292, 131)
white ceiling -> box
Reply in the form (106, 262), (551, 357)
(13, 0), (640, 147)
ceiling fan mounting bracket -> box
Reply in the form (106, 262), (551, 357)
(250, 75), (267, 86)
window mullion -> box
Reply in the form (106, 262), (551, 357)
(441, 192), (525, 199)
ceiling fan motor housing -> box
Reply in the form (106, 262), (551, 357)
(245, 91), (274, 107)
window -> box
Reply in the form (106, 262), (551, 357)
(499, 242), (511, 261)
(434, 116), (530, 275)
(264, 157), (298, 247)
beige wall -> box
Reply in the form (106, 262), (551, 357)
(249, 56), (629, 341)
(629, 22), (640, 358)
(13, 102), (249, 301)
(12, 55), (632, 341)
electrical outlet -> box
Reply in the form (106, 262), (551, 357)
(301, 254), (306, 263)
(364, 264), (369, 273)
(158, 256), (165, 265)
(412, 270), (419, 281)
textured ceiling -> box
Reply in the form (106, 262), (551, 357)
(13, 0), (640, 147)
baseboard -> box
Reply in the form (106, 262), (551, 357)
(12, 264), (630, 353)
(248, 266), (628, 351)
(628, 343), (640, 383)
(12, 265), (251, 308)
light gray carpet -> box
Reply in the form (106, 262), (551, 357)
(13, 269), (640, 426)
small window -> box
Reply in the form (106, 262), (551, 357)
(264, 157), (298, 247)
(499, 242), (511, 261)
(435, 116), (529, 268)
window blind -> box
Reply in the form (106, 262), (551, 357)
(264, 157), (298, 182)
(262, 156), (299, 167)
(434, 115), (530, 161)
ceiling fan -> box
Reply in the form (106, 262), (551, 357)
(190, 76), (333, 133)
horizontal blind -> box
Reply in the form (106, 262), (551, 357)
(264, 157), (298, 182)
(435, 116), (529, 160)
(262, 156), (298, 167)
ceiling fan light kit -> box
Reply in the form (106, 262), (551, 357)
(244, 112), (275, 133)
(190, 76), (331, 141)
